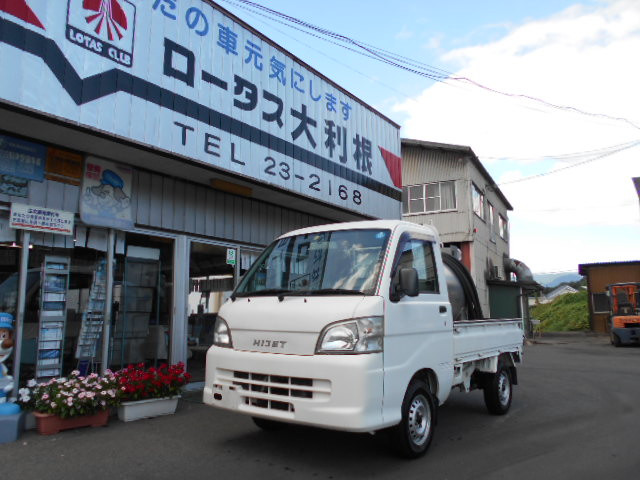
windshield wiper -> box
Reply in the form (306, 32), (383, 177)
(232, 288), (292, 300)
(276, 288), (365, 301)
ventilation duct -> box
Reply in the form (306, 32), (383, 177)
(503, 257), (536, 286)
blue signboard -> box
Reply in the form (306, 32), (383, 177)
(0, 134), (46, 182)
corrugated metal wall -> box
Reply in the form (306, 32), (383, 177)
(1, 171), (332, 247)
(402, 145), (472, 242)
(132, 170), (330, 245)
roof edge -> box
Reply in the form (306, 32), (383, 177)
(401, 138), (513, 210)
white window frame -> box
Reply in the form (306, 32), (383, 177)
(499, 214), (509, 241)
(403, 181), (457, 216)
(472, 183), (485, 220)
(488, 202), (496, 243)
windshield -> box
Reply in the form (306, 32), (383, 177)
(235, 229), (391, 296)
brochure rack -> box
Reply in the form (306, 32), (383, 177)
(36, 255), (71, 381)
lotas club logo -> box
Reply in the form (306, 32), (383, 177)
(84, 0), (128, 41)
(66, 0), (136, 67)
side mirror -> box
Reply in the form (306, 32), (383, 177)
(390, 267), (419, 302)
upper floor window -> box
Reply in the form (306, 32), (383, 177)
(472, 183), (484, 220)
(499, 215), (509, 240)
(488, 202), (496, 242)
(402, 181), (456, 215)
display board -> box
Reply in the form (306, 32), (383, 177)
(0, 1), (402, 219)
(36, 255), (70, 380)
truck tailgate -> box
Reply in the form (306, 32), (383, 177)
(452, 319), (524, 363)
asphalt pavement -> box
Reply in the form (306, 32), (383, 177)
(2, 332), (639, 480)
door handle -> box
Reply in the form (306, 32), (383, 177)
(439, 306), (447, 313)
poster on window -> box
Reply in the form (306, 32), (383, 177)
(80, 156), (134, 229)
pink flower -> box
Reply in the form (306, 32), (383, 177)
(42, 394), (49, 400)
(78, 392), (86, 399)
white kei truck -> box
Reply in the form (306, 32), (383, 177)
(203, 220), (524, 457)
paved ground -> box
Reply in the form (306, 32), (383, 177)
(2, 333), (639, 480)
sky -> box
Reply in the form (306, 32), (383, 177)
(218, 0), (640, 274)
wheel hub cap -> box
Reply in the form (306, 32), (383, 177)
(498, 371), (511, 406)
(408, 394), (431, 446)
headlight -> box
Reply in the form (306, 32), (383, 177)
(213, 317), (233, 348)
(316, 317), (383, 354)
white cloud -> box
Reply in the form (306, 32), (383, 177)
(394, 0), (640, 272)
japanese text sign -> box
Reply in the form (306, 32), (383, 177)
(0, 1), (402, 219)
(10, 203), (75, 235)
(0, 133), (46, 182)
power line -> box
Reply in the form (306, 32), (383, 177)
(497, 140), (640, 185)
(220, 0), (640, 132)
(479, 139), (640, 163)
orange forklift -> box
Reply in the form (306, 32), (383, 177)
(608, 282), (640, 347)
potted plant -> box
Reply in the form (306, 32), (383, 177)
(115, 362), (191, 422)
(17, 370), (120, 435)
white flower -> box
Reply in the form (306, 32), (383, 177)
(71, 370), (80, 376)
(18, 388), (30, 396)
(19, 394), (30, 403)
(27, 379), (37, 387)
(56, 377), (67, 384)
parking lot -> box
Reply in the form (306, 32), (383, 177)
(3, 333), (639, 480)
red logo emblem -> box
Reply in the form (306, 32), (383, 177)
(0, 0), (45, 29)
(83, 0), (128, 41)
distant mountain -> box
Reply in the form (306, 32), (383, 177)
(534, 272), (584, 288)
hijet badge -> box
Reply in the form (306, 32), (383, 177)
(66, 0), (136, 67)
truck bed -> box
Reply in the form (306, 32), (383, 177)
(452, 319), (524, 364)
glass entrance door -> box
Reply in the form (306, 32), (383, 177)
(186, 241), (236, 382)
(110, 233), (174, 370)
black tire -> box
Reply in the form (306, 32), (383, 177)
(483, 366), (513, 415)
(252, 416), (287, 431)
(611, 333), (622, 347)
(389, 381), (437, 459)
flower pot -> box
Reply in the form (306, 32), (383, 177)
(33, 409), (110, 435)
(117, 396), (179, 422)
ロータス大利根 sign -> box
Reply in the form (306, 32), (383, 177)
(0, 1), (402, 219)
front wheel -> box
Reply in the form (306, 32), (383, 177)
(611, 332), (622, 347)
(389, 381), (436, 458)
(483, 366), (513, 415)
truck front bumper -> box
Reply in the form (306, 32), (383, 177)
(612, 327), (640, 344)
(202, 347), (386, 432)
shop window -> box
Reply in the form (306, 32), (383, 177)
(110, 233), (174, 371)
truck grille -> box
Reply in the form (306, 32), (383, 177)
(215, 369), (331, 412)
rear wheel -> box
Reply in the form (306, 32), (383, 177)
(252, 417), (287, 431)
(483, 366), (513, 415)
(389, 381), (436, 458)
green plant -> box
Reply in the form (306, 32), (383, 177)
(17, 370), (120, 418)
(116, 362), (191, 401)
(531, 290), (590, 332)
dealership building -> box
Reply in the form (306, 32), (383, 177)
(0, 1), (402, 387)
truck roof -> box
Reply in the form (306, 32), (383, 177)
(279, 220), (441, 241)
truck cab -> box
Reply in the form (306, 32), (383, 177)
(203, 220), (523, 457)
